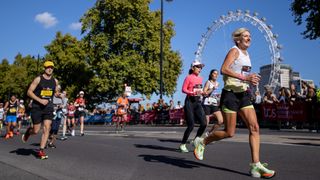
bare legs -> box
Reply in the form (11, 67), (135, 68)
(203, 108), (260, 163)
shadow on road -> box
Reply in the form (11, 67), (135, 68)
(286, 142), (320, 147)
(138, 154), (249, 177)
(134, 144), (179, 152)
(158, 139), (181, 144)
(10, 148), (37, 158)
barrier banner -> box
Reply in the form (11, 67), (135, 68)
(169, 109), (184, 123)
(261, 102), (307, 122)
(140, 110), (157, 123)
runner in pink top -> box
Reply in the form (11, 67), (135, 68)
(179, 60), (207, 153)
(182, 73), (203, 96)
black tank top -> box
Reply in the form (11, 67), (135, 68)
(7, 100), (18, 116)
(32, 75), (56, 108)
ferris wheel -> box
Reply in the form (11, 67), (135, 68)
(195, 10), (283, 92)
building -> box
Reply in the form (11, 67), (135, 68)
(259, 64), (314, 95)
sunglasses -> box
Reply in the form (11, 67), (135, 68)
(194, 65), (202, 69)
(45, 66), (54, 69)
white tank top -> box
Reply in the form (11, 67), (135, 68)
(223, 46), (251, 92)
(203, 80), (219, 106)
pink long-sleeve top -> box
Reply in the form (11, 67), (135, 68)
(182, 73), (203, 96)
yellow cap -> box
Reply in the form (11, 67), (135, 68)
(43, 61), (54, 68)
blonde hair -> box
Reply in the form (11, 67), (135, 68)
(232, 27), (250, 45)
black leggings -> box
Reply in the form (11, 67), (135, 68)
(181, 96), (207, 144)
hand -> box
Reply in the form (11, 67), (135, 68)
(247, 73), (260, 86)
(39, 99), (49, 106)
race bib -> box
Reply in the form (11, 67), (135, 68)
(78, 107), (84, 111)
(193, 84), (203, 96)
(9, 107), (17, 113)
(204, 97), (217, 105)
(40, 89), (53, 98)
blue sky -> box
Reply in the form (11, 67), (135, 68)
(0, 0), (319, 105)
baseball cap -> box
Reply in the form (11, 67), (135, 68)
(43, 61), (54, 68)
(79, 91), (84, 95)
(191, 60), (204, 68)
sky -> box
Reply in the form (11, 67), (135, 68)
(0, 0), (319, 106)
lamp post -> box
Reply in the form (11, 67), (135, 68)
(160, 0), (172, 100)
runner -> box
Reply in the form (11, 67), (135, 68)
(0, 103), (4, 132)
(4, 95), (19, 139)
(74, 91), (86, 136)
(60, 90), (68, 140)
(16, 99), (26, 135)
(47, 85), (64, 148)
(179, 60), (207, 153)
(115, 92), (129, 132)
(22, 60), (59, 160)
(66, 101), (76, 136)
(202, 69), (223, 136)
(193, 28), (275, 178)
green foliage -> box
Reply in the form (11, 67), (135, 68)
(45, 32), (93, 102)
(81, 0), (182, 100)
(0, 54), (38, 101)
(291, 0), (320, 40)
(0, 0), (182, 105)
(316, 88), (320, 103)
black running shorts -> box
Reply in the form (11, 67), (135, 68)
(220, 89), (253, 112)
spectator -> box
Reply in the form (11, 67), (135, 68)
(289, 83), (299, 105)
(175, 101), (183, 109)
(278, 87), (289, 103)
(145, 103), (152, 111)
(254, 91), (262, 105)
(169, 100), (175, 110)
(263, 86), (278, 104)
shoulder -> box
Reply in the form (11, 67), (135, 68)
(229, 47), (239, 56)
(33, 76), (42, 83)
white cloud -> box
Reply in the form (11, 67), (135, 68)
(34, 12), (58, 28)
(69, 22), (82, 30)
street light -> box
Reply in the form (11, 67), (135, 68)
(160, 0), (172, 100)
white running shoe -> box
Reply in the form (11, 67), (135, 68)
(193, 137), (205, 160)
(179, 144), (189, 153)
(250, 162), (275, 178)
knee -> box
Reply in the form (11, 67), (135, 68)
(249, 124), (260, 135)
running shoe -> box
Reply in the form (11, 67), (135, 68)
(4, 133), (10, 139)
(22, 127), (32, 143)
(71, 130), (75, 136)
(80, 133), (85, 136)
(47, 143), (56, 149)
(193, 137), (205, 160)
(60, 136), (68, 141)
(9, 131), (14, 138)
(37, 150), (48, 160)
(250, 162), (275, 178)
(205, 131), (210, 137)
(179, 144), (189, 153)
(193, 137), (202, 147)
(15, 131), (20, 135)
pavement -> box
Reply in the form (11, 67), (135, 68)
(0, 125), (320, 180)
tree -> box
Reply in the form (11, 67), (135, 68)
(80, 0), (182, 101)
(0, 54), (38, 101)
(45, 32), (93, 101)
(291, 0), (320, 40)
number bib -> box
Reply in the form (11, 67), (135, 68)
(40, 89), (53, 99)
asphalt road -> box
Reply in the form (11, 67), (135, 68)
(0, 125), (320, 180)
